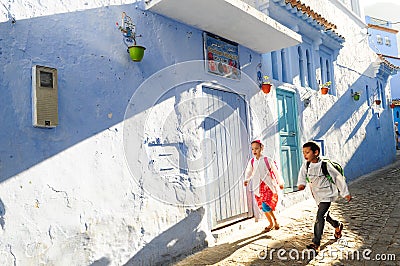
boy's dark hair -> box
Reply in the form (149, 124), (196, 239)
(303, 141), (320, 153)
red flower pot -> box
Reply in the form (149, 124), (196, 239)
(375, 99), (381, 105)
(321, 87), (329, 95)
(390, 103), (395, 108)
(261, 83), (272, 94)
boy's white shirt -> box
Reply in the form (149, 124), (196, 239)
(245, 155), (284, 196)
(297, 159), (350, 204)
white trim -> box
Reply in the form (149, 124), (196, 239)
(145, 0), (302, 53)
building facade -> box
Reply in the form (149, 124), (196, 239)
(365, 16), (400, 125)
(0, 0), (397, 264)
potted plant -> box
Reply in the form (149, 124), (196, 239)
(375, 99), (382, 105)
(260, 75), (272, 94)
(352, 91), (361, 101)
(117, 12), (146, 62)
(320, 81), (331, 95)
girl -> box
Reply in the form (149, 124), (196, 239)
(244, 140), (284, 232)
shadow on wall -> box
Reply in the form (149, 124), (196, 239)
(309, 67), (395, 180)
(345, 109), (396, 181)
(0, 4), (260, 184)
(0, 4), (206, 183)
(89, 257), (111, 266)
(124, 207), (207, 266)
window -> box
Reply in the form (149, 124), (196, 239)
(385, 36), (391, 46)
(377, 34), (383, 44)
(320, 57), (325, 84)
(271, 51), (279, 80)
(281, 49), (288, 83)
(319, 47), (335, 95)
(298, 46), (305, 87)
(306, 49), (313, 89)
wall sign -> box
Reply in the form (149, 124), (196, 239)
(203, 32), (240, 80)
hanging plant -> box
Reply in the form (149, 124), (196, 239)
(260, 75), (272, 94)
(116, 12), (146, 62)
(352, 92), (361, 101)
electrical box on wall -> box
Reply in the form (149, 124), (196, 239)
(32, 65), (58, 128)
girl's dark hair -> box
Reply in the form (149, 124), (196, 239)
(251, 139), (263, 147)
(303, 141), (320, 153)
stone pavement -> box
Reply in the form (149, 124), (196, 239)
(173, 154), (400, 266)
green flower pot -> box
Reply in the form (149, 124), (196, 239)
(353, 94), (360, 101)
(128, 45), (146, 62)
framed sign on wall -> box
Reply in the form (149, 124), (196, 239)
(203, 32), (240, 80)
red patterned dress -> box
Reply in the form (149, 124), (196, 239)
(255, 180), (279, 211)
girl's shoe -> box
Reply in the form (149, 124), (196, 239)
(274, 224), (280, 230)
(334, 223), (344, 239)
(263, 226), (273, 233)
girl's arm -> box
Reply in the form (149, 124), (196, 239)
(270, 160), (284, 189)
(243, 160), (253, 186)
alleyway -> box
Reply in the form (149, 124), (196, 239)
(173, 153), (400, 266)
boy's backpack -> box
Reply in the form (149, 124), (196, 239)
(306, 159), (344, 184)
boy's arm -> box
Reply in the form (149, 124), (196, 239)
(297, 162), (307, 190)
(327, 163), (351, 202)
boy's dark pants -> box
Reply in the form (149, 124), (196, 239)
(313, 202), (340, 246)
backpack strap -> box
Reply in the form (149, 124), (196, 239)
(306, 160), (334, 183)
(264, 156), (271, 172)
(251, 157), (273, 178)
(321, 160), (335, 184)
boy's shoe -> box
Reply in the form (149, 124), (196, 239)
(334, 223), (344, 239)
(306, 243), (320, 253)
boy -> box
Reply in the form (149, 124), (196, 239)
(297, 141), (351, 252)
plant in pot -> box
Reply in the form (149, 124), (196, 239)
(351, 91), (361, 101)
(117, 12), (146, 62)
(260, 75), (272, 94)
(320, 81), (331, 95)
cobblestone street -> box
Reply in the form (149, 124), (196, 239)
(173, 154), (400, 266)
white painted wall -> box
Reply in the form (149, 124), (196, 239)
(0, 0), (396, 265)
(267, 0), (396, 179)
(0, 0), (264, 264)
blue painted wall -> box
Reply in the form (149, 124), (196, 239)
(366, 15), (400, 99)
